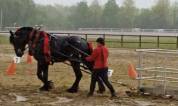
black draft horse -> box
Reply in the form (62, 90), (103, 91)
(9, 27), (105, 93)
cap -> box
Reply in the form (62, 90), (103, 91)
(96, 37), (105, 45)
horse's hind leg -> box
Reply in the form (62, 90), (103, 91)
(67, 61), (82, 93)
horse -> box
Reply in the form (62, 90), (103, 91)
(9, 27), (105, 93)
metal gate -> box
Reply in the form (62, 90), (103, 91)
(136, 49), (178, 97)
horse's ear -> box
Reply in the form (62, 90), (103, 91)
(34, 25), (41, 31)
(9, 30), (14, 44)
(37, 26), (41, 30)
(9, 30), (14, 36)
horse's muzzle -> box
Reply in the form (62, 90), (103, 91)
(16, 49), (24, 57)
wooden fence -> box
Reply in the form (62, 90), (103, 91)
(1, 30), (178, 49)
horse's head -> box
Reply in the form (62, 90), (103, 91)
(9, 27), (33, 57)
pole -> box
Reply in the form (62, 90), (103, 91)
(139, 35), (142, 48)
(0, 9), (2, 30)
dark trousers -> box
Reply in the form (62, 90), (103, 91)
(89, 68), (115, 95)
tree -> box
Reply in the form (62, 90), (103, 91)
(151, 0), (171, 28)
(0, 0), (36, 26)
(119, 0), (137, 28)
(101, 0), (119, 28)
(170, 1), (178, 28)
(1, 0), (178, 29)
(68, 1), (91, 29)
(89, 0), (102, 28)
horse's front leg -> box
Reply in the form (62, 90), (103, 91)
(67, 61), (82, 93)
(37, 62), (52, 91)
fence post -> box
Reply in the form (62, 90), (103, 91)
(177, 36), (178, 49)
(157, 36), (160, 48)
(139, 35), (142, 48)
(85, 34), (88, 40)
(121, 35), (123, 47)
(68, 33), (70, 36)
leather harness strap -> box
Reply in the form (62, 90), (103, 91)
(28, 29), (36, 56)
(28, 29), (41, 49)
(32, 31), (40, 48)
(29, 29), (35, 40)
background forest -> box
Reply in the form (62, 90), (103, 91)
(0, 0), (178, 30)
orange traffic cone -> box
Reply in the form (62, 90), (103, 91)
(6, 61), (16, 75)
(27, 54), (32, 64)
(128, 64), (138, 79)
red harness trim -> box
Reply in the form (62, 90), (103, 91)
(42, 31), (51, 63)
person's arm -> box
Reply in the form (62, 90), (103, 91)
(85, 49), (98, 62)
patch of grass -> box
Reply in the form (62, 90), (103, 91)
(0, 35), (9, 44)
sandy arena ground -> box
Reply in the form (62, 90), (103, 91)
(0, 45), (178, 106)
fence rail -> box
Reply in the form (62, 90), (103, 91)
(78, 28), (178, 33)
(1, 30), (178, 49)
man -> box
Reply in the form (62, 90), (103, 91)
(85, 37), (117, 98)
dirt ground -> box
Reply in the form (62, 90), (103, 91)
(0, 45), (178, 106)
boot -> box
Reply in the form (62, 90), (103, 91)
(87, 92), (93, 97)
(111, 92), (117, 99)
(97, 88), (105, 94)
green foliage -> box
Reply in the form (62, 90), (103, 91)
(170, 1), (178, 28)
(119, 0), (137, 28)
(0, 35), (8, 44)
(0, 0), (178, 29)
(135, 9), (154, 28)
(89, 0), (102, 28)
(101, 0), (119, 27)
(68, 1), (91, 29)
(151, 0), (171, 28)
(0, 0), (35, 26)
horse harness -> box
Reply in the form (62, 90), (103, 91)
(27, 29), (90, 65)
(28, 29), (51, 64)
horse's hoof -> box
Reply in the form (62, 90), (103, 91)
(67, 88), (78, 93)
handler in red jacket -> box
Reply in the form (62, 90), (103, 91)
(86, 37), (116, 98)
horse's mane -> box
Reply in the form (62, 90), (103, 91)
(14, 27), (34, 36)
(18, 27), (33, 31)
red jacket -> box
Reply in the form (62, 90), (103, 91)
(86, 45), (108, 69)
